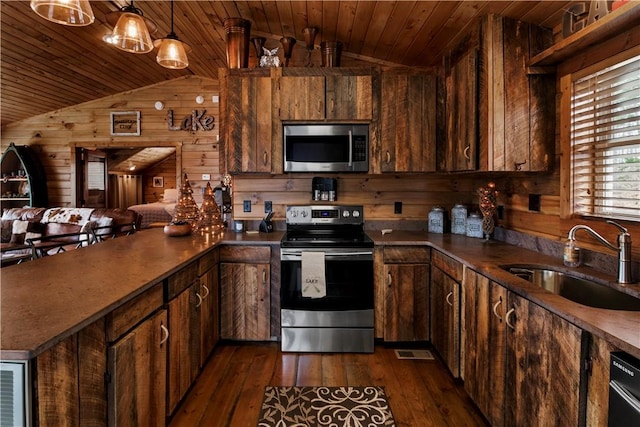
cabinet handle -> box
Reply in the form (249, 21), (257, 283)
(318, 99), (322, 114)
(160, 324), (169, 345)
(385, 151), (391, 164)
(202, 284), (210, 299)
(492, 297), (503, 321)
(446, 291), (453, 306)
(263, 150), (268, 166)
(464, 145), (471, 161)
(505, 308), (516, 330)
(263, 269), (267, 284)
(195, 292), (203, 308)
(387, 272), (392, 287)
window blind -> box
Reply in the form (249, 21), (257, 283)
(571, 53), (640, 221)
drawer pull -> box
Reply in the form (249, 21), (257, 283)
(202, 284), (210, 299)
(492, 297), (503, 321)
(195, 292), (203, 308)
(385, 151), (391, 164)
(387, 272), (392, 287)
(506, 308), (516, 330)
(446, 291), (453, 306)
(263, 269), (267, 284)
(464, 145), (471, 161)
(160, 324), (169, 345)
(263, 150), (268, 165)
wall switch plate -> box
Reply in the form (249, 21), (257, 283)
(265, 201), (272, 213)
(243, 200), (251, 212)
(202, 173), (210, 180)
(528, 194), (541, 212)
(394, 201), (402, 214)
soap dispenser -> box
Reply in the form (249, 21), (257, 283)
(563, 239), (581, 267)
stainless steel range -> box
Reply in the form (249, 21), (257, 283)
(280, 205), (374, 353)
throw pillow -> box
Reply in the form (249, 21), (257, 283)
(10, 220), (43, 244)
(1, 219), (13, 243)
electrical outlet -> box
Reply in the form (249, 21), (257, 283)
(243, 200), (251, 212)
(202, 173), (210, 180)
(394, 201), (402, 214)
(265, 201), (272, 213)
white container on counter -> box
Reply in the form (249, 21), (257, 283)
(428, 206), (447, 234)
(466, 212), (483, 238)
(451, 204), (467, 235)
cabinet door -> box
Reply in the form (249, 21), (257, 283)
(430, 266), (460, 377)
(325, 74), (373, 120)
(383, 263), (429, 342)
(444, 49), (478, 172)
(225, 74), (274, 173)
(167, 283), (201, 415)
(463, 268), (507, 427)
(220, 262), (270, 340)
(505, 292), (583, 427)
(108, 309), (167, 427)
(278, 76), (325, 120)
(200, 264), (219, 365)
(381, 72), (437, 172)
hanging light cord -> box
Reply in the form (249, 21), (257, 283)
(122, 0), (144, 16)
(169, 0), (177, 38)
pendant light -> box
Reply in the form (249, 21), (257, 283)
(105, 1), (157, 54)
(153, 0), (190, 69)
(30, 0), (95, 26)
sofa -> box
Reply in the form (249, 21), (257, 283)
(1, 207), (142, 265)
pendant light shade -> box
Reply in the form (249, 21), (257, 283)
(153, 0), (190, 69)
(155, 36), (190, 69)
(30, 0), (95, 26)
(105, 1), (157, 54)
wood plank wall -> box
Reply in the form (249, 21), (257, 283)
(0, 76), (221, 207)
(2, 75), (638, 261)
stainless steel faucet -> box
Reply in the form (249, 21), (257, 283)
(568, 220), (632, 284)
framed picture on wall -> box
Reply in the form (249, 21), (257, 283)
(153, 177), (164, 188)
(110, 111), (141, 136)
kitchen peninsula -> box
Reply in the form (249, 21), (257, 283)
(2, 227), (639, 425)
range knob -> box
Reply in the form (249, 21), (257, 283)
(352, 210), (360, 218)
(342, 210), (350, 217)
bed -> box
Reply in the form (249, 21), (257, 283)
(128, 189), (177, 228)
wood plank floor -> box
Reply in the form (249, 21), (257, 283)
(169, 342), (489, 427)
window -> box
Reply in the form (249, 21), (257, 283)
(570, 51), (640, 221)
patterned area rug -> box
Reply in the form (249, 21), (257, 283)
(258, 386), (396, 426)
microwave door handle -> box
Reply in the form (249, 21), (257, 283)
(348, 130), (353, 167)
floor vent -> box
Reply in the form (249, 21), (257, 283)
(394, 349), (434, 360)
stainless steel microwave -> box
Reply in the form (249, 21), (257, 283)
(283, 123), (369, 173)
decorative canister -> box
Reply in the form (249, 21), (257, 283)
(451, 204), (468, 235)
(428, 206), (447, 234)
(466, 212), (484, 238)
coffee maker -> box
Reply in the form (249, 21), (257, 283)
(214, 183), (232, 227)
(312, 177), (337, 201)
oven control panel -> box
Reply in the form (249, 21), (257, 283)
(286, 205), (364, 225)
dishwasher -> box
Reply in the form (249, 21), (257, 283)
(608, 352), (640, 426)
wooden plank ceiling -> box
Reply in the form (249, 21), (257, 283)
(1, 0), (572, 128)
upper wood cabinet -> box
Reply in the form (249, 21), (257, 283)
(381, 69), (437, 172)
(219, 68), (277, 174)
(276, 68), (374, 121)
(442, 14), (556, 172)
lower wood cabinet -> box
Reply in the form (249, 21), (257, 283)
(381, 246), (430, 342)
(108, 309), (168, 427)
(220, 245), (271, 340)
(199, 249), (220, 365)
(463, 268), (584, 427)
(430, 250), (462, 377)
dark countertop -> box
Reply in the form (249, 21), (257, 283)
(1, 228), (638, 360)
(370, 230), (640, 358)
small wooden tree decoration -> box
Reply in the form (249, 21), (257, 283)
(197, 182), (224, 233)
(171, 173), (200, 228)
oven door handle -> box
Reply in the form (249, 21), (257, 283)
(281, 250), (373, 261)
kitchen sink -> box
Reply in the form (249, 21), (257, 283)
(500, 265), (640, 311)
